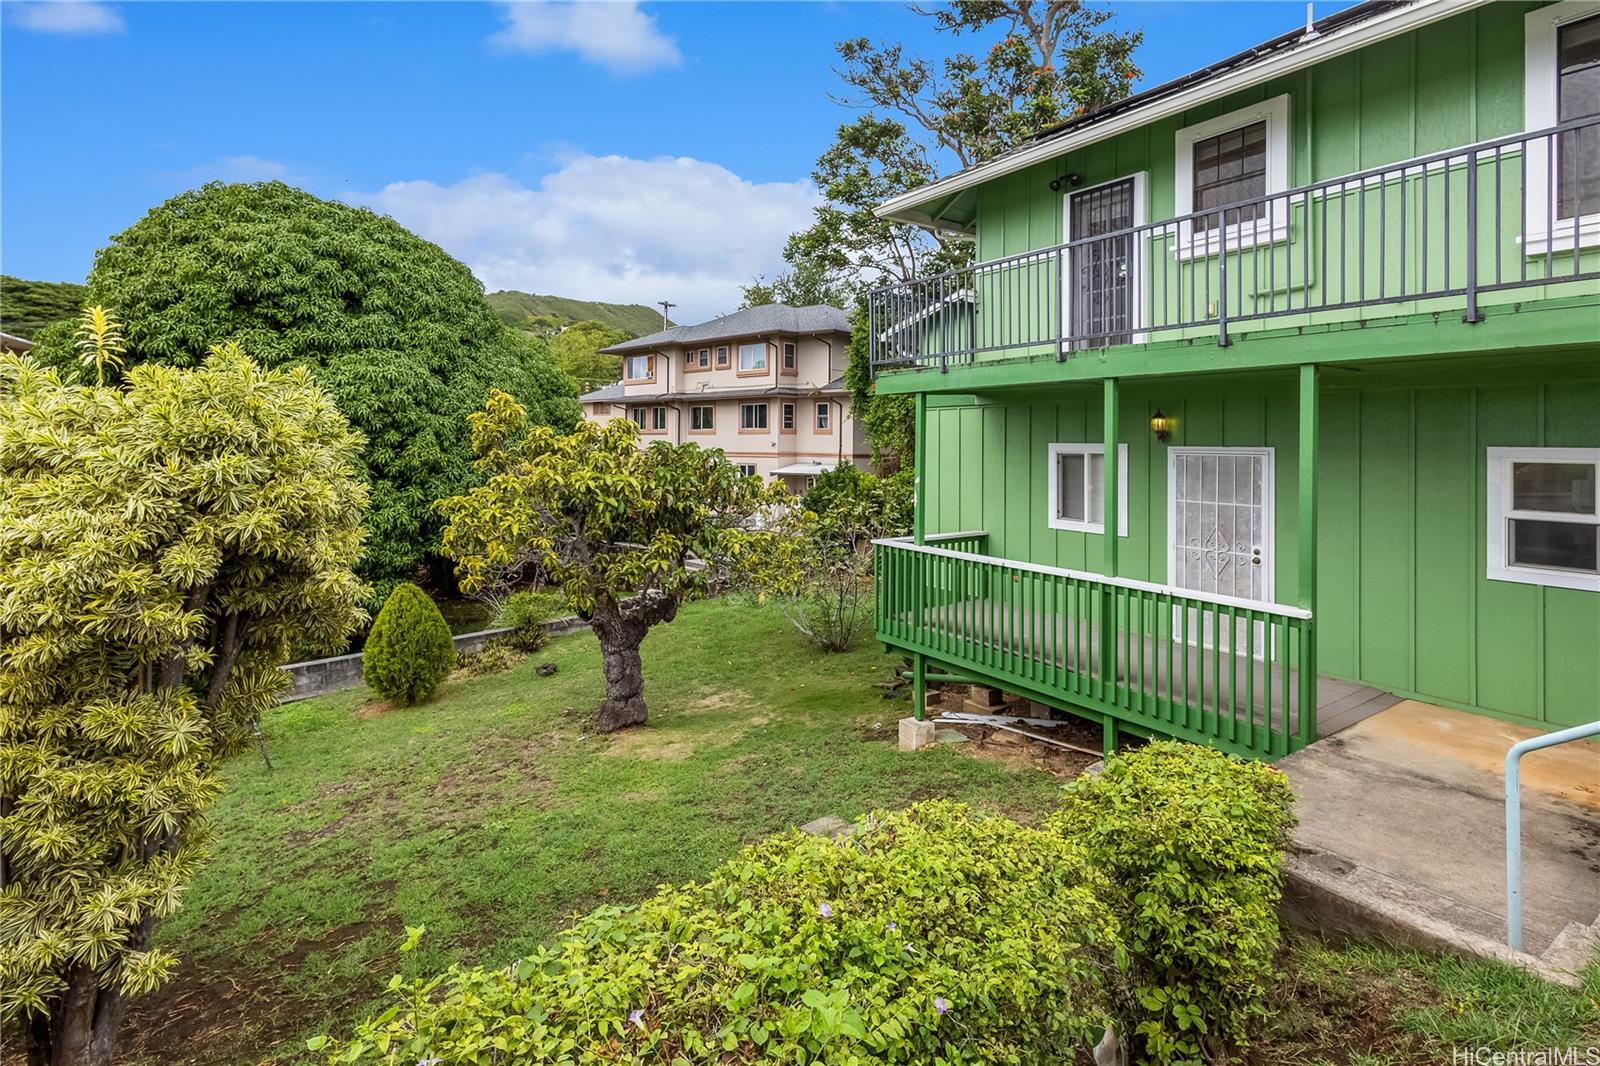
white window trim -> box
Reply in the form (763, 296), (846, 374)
(1524, 1), (1600, 256)
(1046, 442), (1129, 536)
(1486, 446), (1600, 592)
(1062, 172), (1148, 345)
(1173, 94), (1292, 260)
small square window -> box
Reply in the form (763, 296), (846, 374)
(629, 408), (648, 430)
(1046, 443), (1128, 535)
(1487, 447), (1600, 590)
(740, 403), (768, 430)
(690, 405), (714, 430)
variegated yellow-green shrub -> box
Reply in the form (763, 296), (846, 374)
(317, 802), (1118, 1065)
(0, 315), (368, 1066)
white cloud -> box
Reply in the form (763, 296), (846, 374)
(356, 155), (818, 324)
(8, 1), (124, 35)
(488, 1), (679, 74)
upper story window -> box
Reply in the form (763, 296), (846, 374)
(1173, 94), (1290, 257)
(716, 346), (730, 367)
(781, 402), (796, 431)
(650, 406), (667, 431)
(740, 402), (768, 430)
(624, 354), (653, 381)
(690, 404), (714, 430)
(699, 348), (710, 367)
(738, 342), (767, 372)
(814, 402), (830, 431)
(1192, 121), (1267, 232)
(1558, 14), (1600, 220)
(1525, 2), (1600, 252)
(1486, 447), (1599, 591)
(782, 342), (797, 371)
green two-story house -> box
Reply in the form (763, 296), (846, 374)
(871, 0), (1599, 760)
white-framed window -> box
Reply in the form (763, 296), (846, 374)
(699, 348), (710, 367)
(740, 402), (768, 430)
(736, 462), (758, 477)
(1525, 2), (1600, 254)
(738, 342), (767, 371)
(623, 354), (653, 381)
(780, 402), (796, 431)
(815, 402), (830, 430)
(690, 404), (714, 430)
(628, 407), (648, 430)
(650, 406), (667, 431)
(1486, 447), (1599, 591)
(783, 341), (797, 370)
(1173, 94), (1291, 258)
(1046, 443), (1129, 535)
(716, 346), (730, 367)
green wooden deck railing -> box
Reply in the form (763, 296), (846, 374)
(875, 533), (1317, 760)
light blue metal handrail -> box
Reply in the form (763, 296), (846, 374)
(1505, 719), (1600, 952)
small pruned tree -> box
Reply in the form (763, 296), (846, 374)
(730, 465), (912, 652)
(362, 583), (456, 706)
(0, 318), (368, 1066)
(439, 398), (783, 731)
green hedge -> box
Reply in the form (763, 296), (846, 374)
(495, 589), (561, 652)
(318, 802), (1117, 1064)
(361, 582), (455, 705)
(1047, 741), (1296, 1065)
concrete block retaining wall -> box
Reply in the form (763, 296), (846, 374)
(279, 616), (585, 702)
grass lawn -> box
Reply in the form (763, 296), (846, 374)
(123, 598), (1066, 1065)
(118, 597), (1599, 1065)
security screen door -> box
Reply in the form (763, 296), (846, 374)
(1068, 179), (1135, 349)
(1168, 448), (1274, 655)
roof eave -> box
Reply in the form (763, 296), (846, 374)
(874, 0), (1490, 227)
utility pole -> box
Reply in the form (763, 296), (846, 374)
(657, 300), (675, 329)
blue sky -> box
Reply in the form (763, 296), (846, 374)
(2, 1), (1354, 322)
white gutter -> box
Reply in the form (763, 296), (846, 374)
(875, 0), (1492, 228)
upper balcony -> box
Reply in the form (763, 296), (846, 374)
(869, 119), (1600, 379)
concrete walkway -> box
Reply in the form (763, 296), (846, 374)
(1280, 700), (1600, 982)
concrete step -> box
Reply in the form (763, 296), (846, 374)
(1540, 919), (1600, 975)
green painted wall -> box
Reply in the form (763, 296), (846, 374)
(922, 368), (1600, 729)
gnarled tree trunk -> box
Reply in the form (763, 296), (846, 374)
(590, 592), (677, 732)
(30, 965), (127, 1066)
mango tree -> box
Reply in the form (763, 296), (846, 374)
(439, 396), (781, 731)
(0, 314), (368, 1066)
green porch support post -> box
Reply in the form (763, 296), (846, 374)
(1297, 364), (1319, 747)
(1099, 378), (1119, 707)
(911, 393), (928, 721)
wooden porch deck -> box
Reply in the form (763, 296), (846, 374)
(912, 597), (1398, 740)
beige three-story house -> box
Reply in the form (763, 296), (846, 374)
(579, 304), (871, 493)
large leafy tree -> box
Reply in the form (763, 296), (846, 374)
(30, 181), (580, 583)
(440, 401), (782, 731)
(779, 2), (1142, 463)
(547, 319), (629, 391)
(0, 324), (368, 1066)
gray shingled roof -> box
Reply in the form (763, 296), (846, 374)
(599, 304), (850, 355)
(578, 382), (625, 403)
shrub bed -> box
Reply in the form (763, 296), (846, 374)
(1047, 741), (1296, 1065)
(318, 802), (1117, 1064)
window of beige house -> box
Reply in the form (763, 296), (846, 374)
(740, 403), (768, 430)
(690, 405), (714, 430)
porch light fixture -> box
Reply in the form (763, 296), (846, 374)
(1048, 172), (1084, 192)
(1150, 409), (1173, 443)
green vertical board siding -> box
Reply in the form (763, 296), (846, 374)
(1412, 389), (1476, 705)
(917, 366), (1599, 730)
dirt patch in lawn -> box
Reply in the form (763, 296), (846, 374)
(947, 724), (1100, 777)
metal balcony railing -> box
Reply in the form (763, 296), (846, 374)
(869, 117), (1600, 374)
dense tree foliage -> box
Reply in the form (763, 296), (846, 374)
(548, 319), (629, 390)
(0, 328), (367, 1066)
(30, 182), (580, 584)
(361, 584), (456, 705)
(440, 404), (781, 731)
(0, 275), (87, 339)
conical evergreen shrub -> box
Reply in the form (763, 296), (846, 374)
(362, 583), (456, 705)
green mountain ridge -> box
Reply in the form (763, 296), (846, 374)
(0, 275), (88, 339)
(485, 291), (669, 338)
